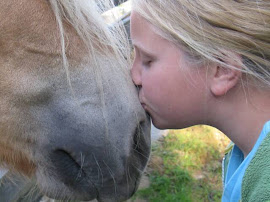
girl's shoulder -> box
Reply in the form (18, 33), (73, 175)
(242, 131), (270, 201)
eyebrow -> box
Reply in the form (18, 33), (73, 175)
(133, 43), (154, 58)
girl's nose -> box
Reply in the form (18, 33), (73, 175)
(131, 62), (142, 87)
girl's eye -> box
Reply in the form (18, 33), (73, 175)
(142, 60), (152, 67)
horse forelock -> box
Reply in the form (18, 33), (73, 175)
(48, 0), (131, 72)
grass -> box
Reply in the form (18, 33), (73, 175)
(132, 125), (230, 202)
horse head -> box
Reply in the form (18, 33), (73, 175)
(0, 0), (150, 201)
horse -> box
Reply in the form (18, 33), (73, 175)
(0, 0), (151, 201)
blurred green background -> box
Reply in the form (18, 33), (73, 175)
(131, 125), (230, 202)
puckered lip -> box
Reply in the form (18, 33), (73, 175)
(141, 102), (147, 110)
(139, 97), (152, 120)
(139, 94), (149, 113)
(139, 93), (147, 110)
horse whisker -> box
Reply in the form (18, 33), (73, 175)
(103, 160), (117, 197)
(76, 152), (85, 180)
(93, 154), (104, 186)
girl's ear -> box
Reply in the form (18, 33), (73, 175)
(210, 53), (243, 97)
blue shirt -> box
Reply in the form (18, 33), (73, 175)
(222, 121), (270, 202)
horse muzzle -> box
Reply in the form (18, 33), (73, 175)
(35, 117), (151, 201)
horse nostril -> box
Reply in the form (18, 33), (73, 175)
(50, 149), (86, 186)
(53, 149), (80, 166)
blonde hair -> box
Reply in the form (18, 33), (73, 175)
(48, 0), (131, 83)
(132, 0), (270, 87)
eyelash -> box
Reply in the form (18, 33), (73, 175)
(142, 60), (152, 67)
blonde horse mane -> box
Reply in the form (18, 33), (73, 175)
(48, 0), (131, 77)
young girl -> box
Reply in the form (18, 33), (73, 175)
(130, 0), (270, 201)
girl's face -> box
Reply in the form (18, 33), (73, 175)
(130, 12), (210, 129)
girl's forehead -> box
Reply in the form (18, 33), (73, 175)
(130, 12), (150, 37)
(131, 12), (167, 51)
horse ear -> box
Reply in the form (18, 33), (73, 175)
(210, 53), (243, 97)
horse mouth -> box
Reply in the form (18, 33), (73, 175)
(38, 147), (142, 201)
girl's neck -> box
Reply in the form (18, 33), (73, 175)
(209, 87), (270, 158)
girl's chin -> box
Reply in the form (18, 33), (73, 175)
(152, 117), (182, 130)
(141, 106), (170, 129)
(151, 117), (167, 129)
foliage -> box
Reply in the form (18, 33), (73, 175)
(132, 125), (230, 202)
